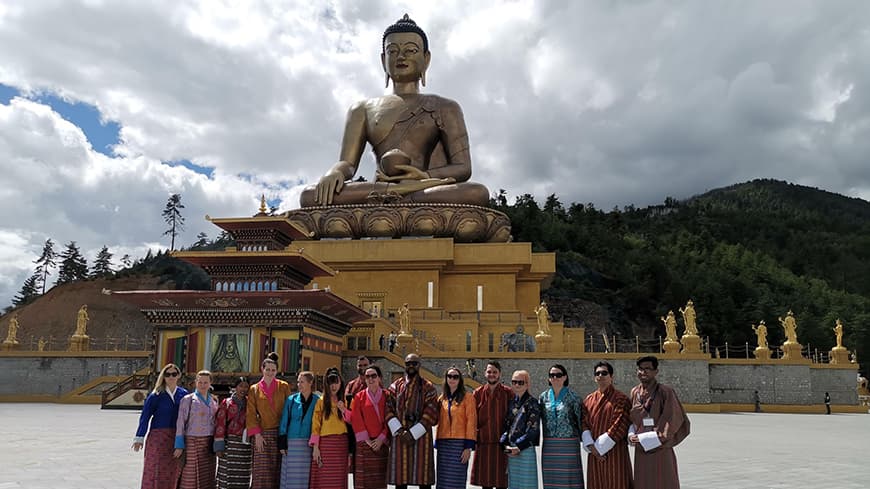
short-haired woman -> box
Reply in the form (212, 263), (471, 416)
(310, 367), (352, 489)
(435, 367), (477, 489)
(132, 363), (188, 489)
(278, 371), (319, 489)
(215, 377), (252, 489)
(247, 352), (292, 489)
(500, 369), (541, 489)
(175, 370), (220, 489)
(539, 364), (584, 489)
(350, 365), (389, 489)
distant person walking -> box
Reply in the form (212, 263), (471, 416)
(628, 356), (690, 489)
(133, 363), (188, 489)
(824, 392), (831, 415)
(754, 390), (762, 413)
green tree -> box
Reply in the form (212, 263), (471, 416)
(33, 238), (57, 294)
(91, 246), (114, 277)
(162, 193), (186, 251)
(12, 273), (40, 307)
(192, 232), (209, 249)
(56, 241), (89, 285)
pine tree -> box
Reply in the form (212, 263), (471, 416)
(12, 273), (40, 307)
(192, 232), (209, 249)
(55, 241), (89, 285)
(162, 193), (185, 251)
(120, 254), (132, 268)
(92, 246), (114, 277)
(33, 238), (57, 294)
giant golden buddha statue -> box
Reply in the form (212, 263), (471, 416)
(288, 15), (509, 242)
(299, 14), (489, 208)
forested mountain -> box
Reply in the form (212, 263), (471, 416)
(494, 178), (869, 367)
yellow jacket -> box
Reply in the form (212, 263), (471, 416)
(435, 393), (477, 448)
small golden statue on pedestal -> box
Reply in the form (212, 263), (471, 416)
(395, 303), (414, 351)
(661, 310), (680, 355)
(678, 299), (702, 354)
(37, 337), (46, 352)
(778, 310), (803, 360)
(534, 302), (553, 352)
(751, 321), (771, 360)
(69, 304), (91, 352)
(2, 314), (20, 351)
(829, 319), (850, 364)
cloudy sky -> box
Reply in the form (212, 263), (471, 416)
(1, 0), (868, 307)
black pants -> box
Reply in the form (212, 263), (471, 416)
(826, 404), (831, 414)
(395, 486), (431, 489)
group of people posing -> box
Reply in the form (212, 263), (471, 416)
(133, 353), (689, 489)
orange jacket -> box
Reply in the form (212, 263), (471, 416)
(435, 393), (477, 449)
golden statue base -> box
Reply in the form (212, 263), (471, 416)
(663, 340), (681, 355)
(285, 203), (512, 243)
(1, 340), (19, 351)
(754, 347), (771, 360)
(829, 346), (849, 364)
(395, 332), (415, 355)
(780, 341), (803, 361)
(680, 334), (702, 354)
(535, 333), (552, 353)
(69, 334), (90, 352)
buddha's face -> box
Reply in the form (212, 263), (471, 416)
(382, 32), (430, 84)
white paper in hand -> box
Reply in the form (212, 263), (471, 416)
(637, 431), (662, 452)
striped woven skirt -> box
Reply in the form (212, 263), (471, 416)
(141, 428), (180, 489)
(217, 435), (251, 489)
(436, 439), (469, 489)
(353, 440), (387, 489)
(542, 437), (583, 489)
(179, 435), (216, 489)
(251, 430), (280, 489)
(279, 438), (312, 489)
(309, 434), (348, 489)
(507, 446), (538, 489)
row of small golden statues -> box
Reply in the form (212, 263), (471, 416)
(661, 300), (702, 354)
(1, 305), (90, 352)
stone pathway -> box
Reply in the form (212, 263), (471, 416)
(0, 404), (866, 488)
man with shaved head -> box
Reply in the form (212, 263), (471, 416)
(385, 353), (439, 489)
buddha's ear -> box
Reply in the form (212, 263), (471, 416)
(381, 52), (390, 88)
(422, 51), (432, 87)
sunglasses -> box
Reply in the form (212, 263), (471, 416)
(594, 371), (610, 377)
(548, 372), (565, 379)
(364, 373), (379, 379)
(405, 361), (420, 367)
(511, 379), (525, 386)
(164, 371), (180, 378)
(637, 367), (656, 372)
(446, 374), (460, 380)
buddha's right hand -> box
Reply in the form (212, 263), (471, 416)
(316, 169), (346, 205)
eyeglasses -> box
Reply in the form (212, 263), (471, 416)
(511, 379), (525, 386)
(164, 371), (180, 377)
(594, 371), (610, 377)
(364, 373), (379, 379)
(548, 372), (565, 379)
(405, 361), (420, 367)
(446, 374), (460, 380)
(637, 367), (656, 372)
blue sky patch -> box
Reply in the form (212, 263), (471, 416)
(165, 160), (215, 178)
(0, 83), (19, 104)
(32, 92), (121, 157)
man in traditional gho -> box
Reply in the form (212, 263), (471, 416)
(628, 356), (690, 489)
(345, 355), (371, 406)
(385, 353), (439, 489)
(471, 361), (512, 489)
(581, 361), (632, 489)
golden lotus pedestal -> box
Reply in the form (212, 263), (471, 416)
(1, 340), (19, 351)
(754, 347), (772, 360)
(680, 334), (702, 354)
(285, 203), (512, 243)
(829, 346), (849, 364)
(663, 340), (681, 355)
(780, 341), (803, 361)
(69, 334), (90, 352)
(395, 332), (415, 356)
(535, 333), (552, 352)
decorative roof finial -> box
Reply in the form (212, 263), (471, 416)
(259, 194), (268, 214)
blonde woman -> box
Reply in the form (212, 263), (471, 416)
(175, 370), (220, 489)
(132, 363), (189, 489)
(500, 370), (541, 489)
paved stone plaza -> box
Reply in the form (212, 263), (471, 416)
(0, 404), (866, 488)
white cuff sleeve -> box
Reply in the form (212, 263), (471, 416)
(409, 422), (427, 440)
(628, 425), (636, 437)
(388, 417), (402, 436)
(595, 433), (616, 455)
(581, 430), (594, 451)
(133, 436), (145, 444)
